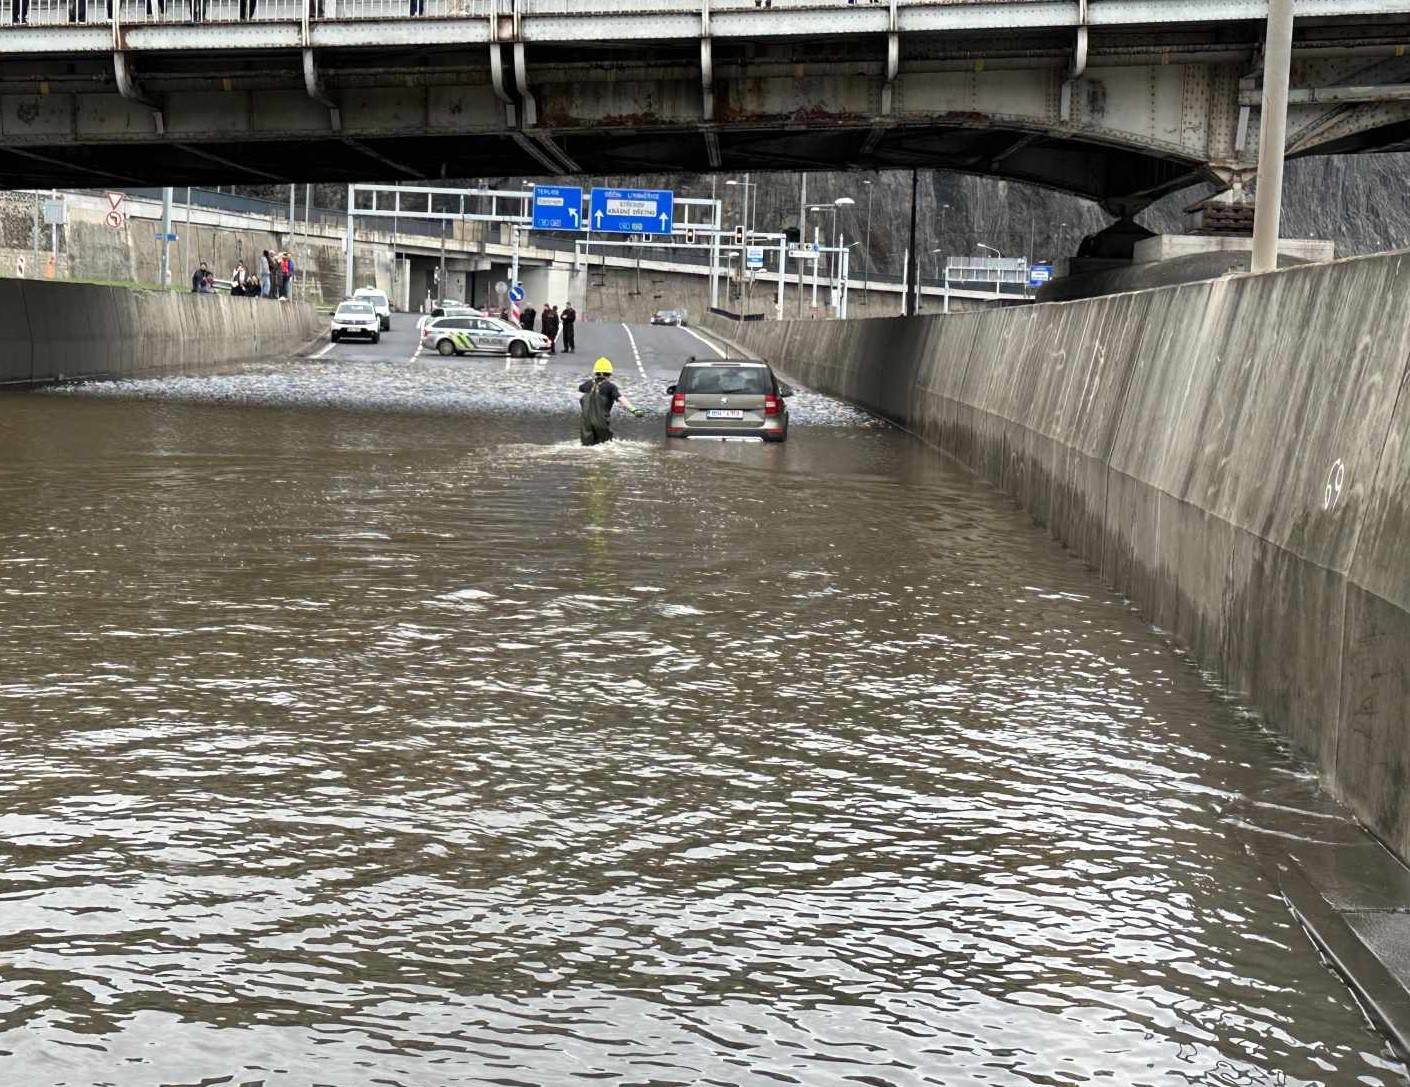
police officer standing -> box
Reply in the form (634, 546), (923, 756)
(560, 301), (577, 353)
(541, 304), (559, 353)
(521, 303), (537, 332)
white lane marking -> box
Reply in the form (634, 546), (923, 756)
(313, 340), (337, 358)
(621, 323), (649, 380)
(680, 325), (726, 358)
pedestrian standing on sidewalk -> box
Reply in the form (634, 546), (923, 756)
(521, 303), (537, 332)
(560, 302), (577, 353)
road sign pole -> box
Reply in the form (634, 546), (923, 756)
(30, 191), (39, 280)
(345, 183), (355, 299)
(834, 250), (846, 322)
(811, 226), (820, 310)
(510, 226), (520, 289)
(776, 238), (786, 317)
(159, 187), (173, 289)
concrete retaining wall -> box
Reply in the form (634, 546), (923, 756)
(0, 279), (323, 385)
(708, 249), (1410, 864)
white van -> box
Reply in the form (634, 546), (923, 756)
(353, 287), (392, 331)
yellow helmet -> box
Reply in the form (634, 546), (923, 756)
(593, 357), (614, 375)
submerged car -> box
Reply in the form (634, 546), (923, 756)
(353, 287), (392, 331)
(421, 315), (550, 358)
(330, 300), (381, 343)
(666, 357), (792, 442)
(651, 308), (688, 326)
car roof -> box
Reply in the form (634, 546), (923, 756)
(681, 358), (767, 367)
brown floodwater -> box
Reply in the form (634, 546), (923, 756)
(0, 348), (1403, 1086)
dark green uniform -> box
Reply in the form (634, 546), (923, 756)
(579, 376), (620, 446)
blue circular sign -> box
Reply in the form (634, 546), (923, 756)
(508, 285), (525, 302)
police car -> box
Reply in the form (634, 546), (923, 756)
(420, 315), (551, 358)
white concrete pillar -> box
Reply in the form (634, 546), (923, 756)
(1252, 0), (1294, 275)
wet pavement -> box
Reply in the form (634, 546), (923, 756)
(1, 319), (1406, 1085)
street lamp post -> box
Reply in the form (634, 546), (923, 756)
(862, 179), (874, 306)
(725, 175), (756, 239)
(929, 248), (947, 314)
(726, 175), (759, 306)
(810, 196), (854, 314)
(809, 205), (836, 311)
(976, 243), (1003, 297)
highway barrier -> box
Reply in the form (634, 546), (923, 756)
(0, 280), (323, 386)
(708, 249), (1410, 866)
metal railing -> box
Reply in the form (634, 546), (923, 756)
(2, 0), (500, 23)
(0, 0), (956, 28)
(4, 0), (108, 26)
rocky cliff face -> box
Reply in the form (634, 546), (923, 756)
(680, 152), (1410, 279)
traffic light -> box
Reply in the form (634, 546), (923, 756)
(685, 228), (696, 245)
(733, 225), (745, 245)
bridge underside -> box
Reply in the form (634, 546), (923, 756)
(3, 17), (1410, 204)
(0, 119), (1202, 207)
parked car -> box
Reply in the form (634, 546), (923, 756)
(330, 300), (381, 343)
(651, 308), (689, 326)
(421, 314), (550, 358)
(665, 357), (792, 442)
(353, 287), (392, 331)
(430, 303), (483, 319)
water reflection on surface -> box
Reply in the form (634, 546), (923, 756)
(0, 387), (1400, 1086)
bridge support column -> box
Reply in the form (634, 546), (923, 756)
(1252, 0), (1294, 274)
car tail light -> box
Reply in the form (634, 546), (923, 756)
(671, 394), (686, 415)
(764, 395), (781, 416)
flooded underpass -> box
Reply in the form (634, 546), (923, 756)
(0, 320), (1404, 1086)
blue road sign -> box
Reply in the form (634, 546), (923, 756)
(508, 284), (524, 303)
(589, 187), (674, 235)
(745, 246), (765, 269)
(531, 185), (583, 232)
(155, 232), (178, 242)
(1027, 262), (1053, 287)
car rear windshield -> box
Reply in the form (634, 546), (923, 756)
(677, 366), (772, 395)
(337, 304), (374, 314)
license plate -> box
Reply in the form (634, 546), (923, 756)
(706, 410), (744, 419)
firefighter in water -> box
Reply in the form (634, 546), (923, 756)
(579, 357), (645, 446)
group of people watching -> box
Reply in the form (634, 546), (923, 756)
(191, 250), (296, 299)
(520, 301), (577, 353)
